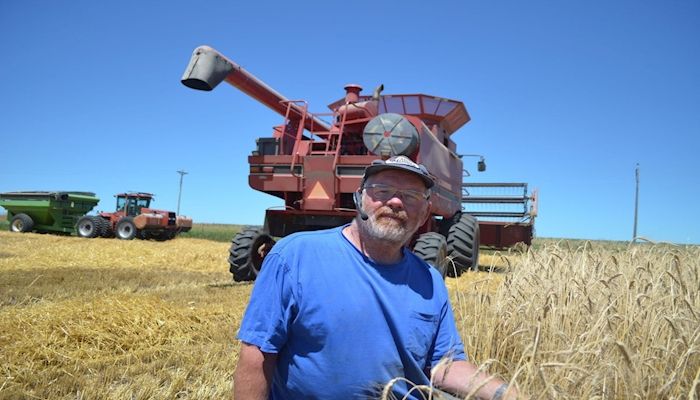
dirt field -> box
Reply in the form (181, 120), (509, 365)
(0, 231), (698, 399)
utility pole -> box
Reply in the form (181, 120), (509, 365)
(632, 163), (639, 242)
(177, 170), (188, 215)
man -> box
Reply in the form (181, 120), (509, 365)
(234, 156), (517, 399)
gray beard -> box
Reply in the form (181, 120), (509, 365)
(359, 209), (414, 245)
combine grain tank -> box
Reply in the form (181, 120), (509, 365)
(0, 191), (99, 234)
(181, 46), (538, 281)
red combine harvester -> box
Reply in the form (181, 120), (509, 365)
(181, 46), (537, 281)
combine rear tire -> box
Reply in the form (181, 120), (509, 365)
(228, 228), (276, 282)
(10, 214), (34, 233)
(115, 217), (137, 240)
(413, 232), (448, 278)
(76, 216), (100, 238)
(446, 213), (480, 274)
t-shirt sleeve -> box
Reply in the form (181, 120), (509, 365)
(236, 251), (297, 353)
(430, 294), (467, 367)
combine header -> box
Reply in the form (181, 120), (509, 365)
(181, 46), (537, 281)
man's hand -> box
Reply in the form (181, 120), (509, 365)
(431, 359), (523, 399)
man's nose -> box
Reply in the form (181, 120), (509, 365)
(384, 193), (406, 208)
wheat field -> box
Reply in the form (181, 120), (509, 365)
(0, 231), (698, 399)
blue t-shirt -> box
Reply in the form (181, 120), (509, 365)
(237, 225), (466, 399)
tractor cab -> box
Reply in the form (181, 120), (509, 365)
(115, 193), (153, 216)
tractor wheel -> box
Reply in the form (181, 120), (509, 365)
(76, 216), (100, 238)
(446, 213), (480, 274)
(413, 232), (448, 279)
(99, 219), (114, 238)
(228, 228), (276, 282)
(115, 217), (137, 240)
(10, 214), (34, 233)
(152, 230), (176, 241)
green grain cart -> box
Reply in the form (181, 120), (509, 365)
(0, 191), (100, 234)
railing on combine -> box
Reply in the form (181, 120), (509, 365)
(462, 182), (538, 248)
(282, 100), (302, 178)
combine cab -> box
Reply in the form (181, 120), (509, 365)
(76, 192), (192, 241)
(181, 46), (537, 281)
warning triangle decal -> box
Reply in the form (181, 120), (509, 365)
(307, 181), (330, 200)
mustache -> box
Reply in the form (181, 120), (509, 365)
(374, 207), (408, 221)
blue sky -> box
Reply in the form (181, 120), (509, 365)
(1, 1), (698, 244)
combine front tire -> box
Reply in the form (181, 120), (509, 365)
(413, 232), (448, 278)
(446, 213), (480, 274)
(76, 216), (100, 238)
(228, 228), (276, 282)
(10, 214), (34, 233)
(115, 217), (137, 240)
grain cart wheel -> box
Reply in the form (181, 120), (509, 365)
(10, 213), (34, 233)
(76, 216), (100, 238)
(413, 232), (448, 279)
(446, 213), (480, 274)
(115, 217), (138, 240)
(228, 228), (276, 282)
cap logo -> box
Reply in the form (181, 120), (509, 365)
(385, 155), (418, 168)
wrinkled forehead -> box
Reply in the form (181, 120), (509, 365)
(364, 169), (428, 190)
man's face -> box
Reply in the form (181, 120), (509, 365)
(359, 169), (431, 245)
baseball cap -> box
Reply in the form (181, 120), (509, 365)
(362, 156), (434, 189)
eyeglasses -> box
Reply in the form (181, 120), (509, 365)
(363, 183), (430, 205)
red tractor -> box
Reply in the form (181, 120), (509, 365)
(181, 46), (537, 281)
(76, 192), (193, 240)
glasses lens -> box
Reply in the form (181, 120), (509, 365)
(366, 184), (393, 200)
(401, 190), (425, 203)
(365, 184), (426, 204)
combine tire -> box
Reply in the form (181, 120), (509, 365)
(10, 214), (34, 233)
(228, 228), (276, 282)
(76, 216), (100, 238)
(413, 232), (448, 278)
(446, 213), (480, 274)
(115, 217), (137, 240)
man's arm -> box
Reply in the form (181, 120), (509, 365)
(233, 342), (278, 399)
(432, 359), (519, 400)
